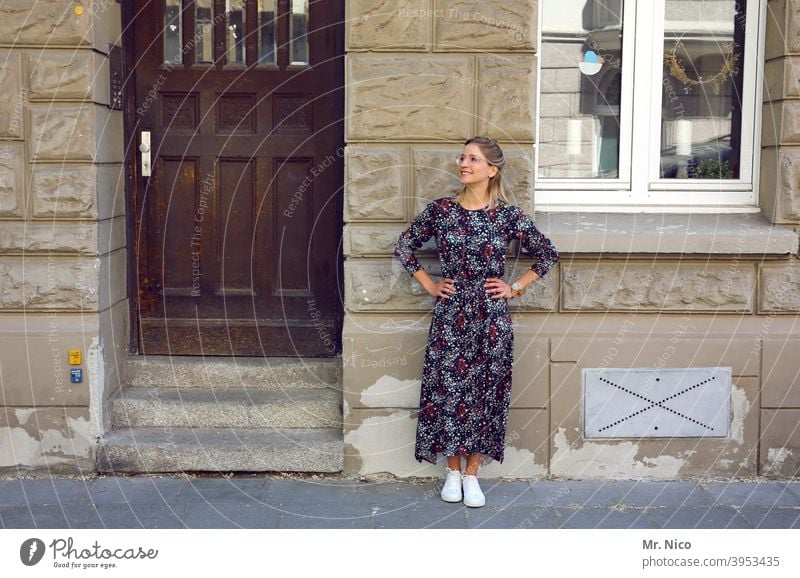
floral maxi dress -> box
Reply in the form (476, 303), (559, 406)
(393, 196), (560, 464)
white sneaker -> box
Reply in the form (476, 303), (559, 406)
(440, 467), (463, 503)
(461, 474), (485, 507)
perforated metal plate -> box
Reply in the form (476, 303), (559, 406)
(582, 368), (732, 438)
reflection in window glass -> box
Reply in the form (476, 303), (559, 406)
(226, 0), (246, 65)
(290, 0), (309, 65)
(195, 0), (214, 64)
(539, 0), (623, 179)
(659, 0), (745, 179)
(258, 0), (277, 64)
(164, 0), (182, 64)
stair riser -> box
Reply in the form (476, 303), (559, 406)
(127, 359), (341, 389)
(112, 401), (341, 428)
(97, 443), (344, 473)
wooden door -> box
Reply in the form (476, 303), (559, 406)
(126, 0), (343, 356)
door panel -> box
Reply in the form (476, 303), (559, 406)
(130, 0), (343, 356)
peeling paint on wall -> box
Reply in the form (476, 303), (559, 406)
(359, 375), (420, 408)
(730, 384), (750, 445)
(764, 447), (792, 475)
(343, 410), (438, 476)
(87, 336), (104, 438)
(551, 427), (685, 479)
(0, 415), (92, 468)
(14, 408), (34, 426)
(477, 446), (547, 479)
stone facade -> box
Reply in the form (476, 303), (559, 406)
(0, 0), (799, 480)
(0, 0), (126, 474)
(342, 0), (800, 479)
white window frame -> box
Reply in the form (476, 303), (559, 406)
(534, 0), (766, 213)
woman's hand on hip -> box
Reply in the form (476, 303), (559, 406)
(485, 277), (511, 299)
(426, 278), (456, 299)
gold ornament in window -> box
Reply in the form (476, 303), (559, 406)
(663, 38), (740, 96)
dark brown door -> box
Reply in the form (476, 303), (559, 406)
(126, 0), (343, 356)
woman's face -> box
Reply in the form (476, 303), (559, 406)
(458, 143), (497, 187)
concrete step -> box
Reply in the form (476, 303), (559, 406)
(125, 355), (341, 389)
(110, 386), (342, 429)
(97, 427), (344, 473)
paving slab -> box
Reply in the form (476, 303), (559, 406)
(1, 476), (798, 529)
(702, 481), (800, 507)
(87, 477), (186, 505)
(86, 503), (187, 529)
(555, 506), (657, 529)
(372, 503), (469, 529)
(173, 477), (270, 506)
(467, 506), (563, 529)
(737, 507), (800, 529)
(180, 503), (281, 529)
(644, 506), (752, 529)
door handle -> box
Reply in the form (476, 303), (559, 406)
(139, 131), (151, 177)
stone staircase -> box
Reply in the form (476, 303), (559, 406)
(97, 356), (344, 473)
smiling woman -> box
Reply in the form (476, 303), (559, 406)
(394, 136), (560, 508)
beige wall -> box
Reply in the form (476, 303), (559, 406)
(342, 0), (800, 478)
(0, 0), (127, 474)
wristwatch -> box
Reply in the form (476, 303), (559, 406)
(510, 281), (524, 299)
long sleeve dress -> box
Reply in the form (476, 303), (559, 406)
(394, 195), (560, 465)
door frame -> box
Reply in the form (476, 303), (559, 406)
(120, 0), (346, 356)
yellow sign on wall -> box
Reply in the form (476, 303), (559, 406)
(69, 350), (81, 365)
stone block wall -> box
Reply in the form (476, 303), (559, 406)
(0, 0), (126, 474)
(343, 0), (800, 479)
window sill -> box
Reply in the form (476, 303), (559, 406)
(534, 211), (798, 256)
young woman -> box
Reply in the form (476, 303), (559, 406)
(394, 136), (559, 507)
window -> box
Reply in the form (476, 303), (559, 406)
(536, 0), (764, 212)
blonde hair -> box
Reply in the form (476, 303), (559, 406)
(456, 135), (509, 211)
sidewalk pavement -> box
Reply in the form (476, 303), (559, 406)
(1, 474), (799, 529)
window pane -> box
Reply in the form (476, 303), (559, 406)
(164, 0), (182, 64)
(226, 0), (246, 65)
(539, 0), (623, 179)
(659, 0), (745, 179)
(290, 0), (309, 65)
(195, 0), (214, 64)
(258, 0), (277, 64)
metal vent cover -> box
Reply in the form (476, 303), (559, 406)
(582, 367), (732, 439)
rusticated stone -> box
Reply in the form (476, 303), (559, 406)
(31, 165), (97, 218)
(434, 0), (536, 50)
(0, 51), (24, 139)
(0, 222), (97, 254)
(411, 148), (462, 211)
(760, 261), (800, 311)
(345, 147), (405, 220)
(27, 50), (98, 101)
(0, 0), (92, 46)
(347, 54), (472, 140)
(348, 0), (428, 50)
(508, 268), (556, 311)
(762, 101), (800, 147)
(765, 0), (800, 59)
(562, 263), (755, 312)
(779, 149), (800, 220)
(0, 142), (24, 217)
(29, 105), (95, 161)
(0, 257), (98, 310)
(346, 259), (555, 311)
(344, 224), (422, 256)
(763, 58), (800, 101)
(476, 55), (536, 140)
(500, 147), (534, 208)
(348, 260), (431, 311)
